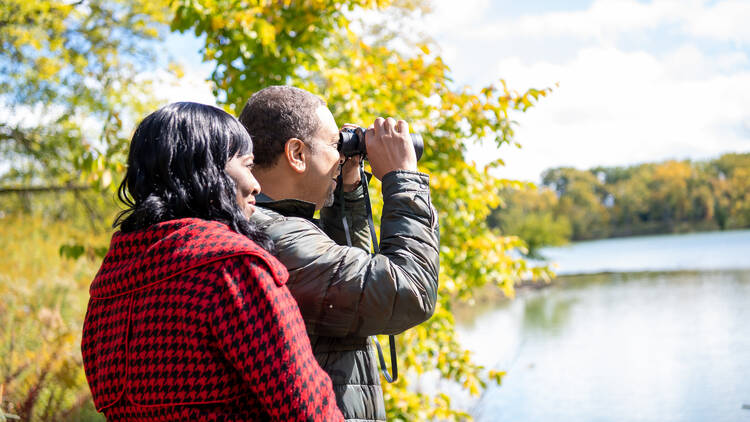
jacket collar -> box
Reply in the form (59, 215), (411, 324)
(89, 218), (286, 299)
(256, 192), (316, 219)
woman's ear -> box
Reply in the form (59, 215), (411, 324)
(285, 138), (306, 173)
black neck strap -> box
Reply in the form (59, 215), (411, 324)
(336, 159), (398, 383)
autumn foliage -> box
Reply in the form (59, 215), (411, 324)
(1, 1), (551, 420)
(491, 153), (750, 256)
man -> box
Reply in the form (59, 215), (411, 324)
(239, 86), (439, 422)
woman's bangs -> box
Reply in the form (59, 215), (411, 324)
(228, 121), (253, 158)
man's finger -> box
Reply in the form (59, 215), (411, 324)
(384, 117), (396, 131)
(395, 119), (408, 133)
(365, 125), (376, 145)
(373, 117), (385, 134)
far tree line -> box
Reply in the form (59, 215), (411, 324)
(489, 152), (750, 256)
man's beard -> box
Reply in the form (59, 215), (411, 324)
(322, 181), (336, 208)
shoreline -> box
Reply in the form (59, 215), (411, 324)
(454, 268), (750, 323)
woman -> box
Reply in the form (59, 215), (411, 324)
(81, 102), (343, 421)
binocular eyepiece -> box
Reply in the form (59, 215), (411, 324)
(339, 127), (424, 161)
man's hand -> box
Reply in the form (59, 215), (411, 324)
(340, 124), (362, 192)
(341, 155), (362, 192)
(365, 117), (418, 181)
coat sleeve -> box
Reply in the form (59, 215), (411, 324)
(267, 170), (440, 337)
(208, 255), (343, 422)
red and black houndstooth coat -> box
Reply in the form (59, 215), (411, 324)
(81, 218), (343, 421)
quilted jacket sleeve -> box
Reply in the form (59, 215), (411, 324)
(209, 255), (343, 422)
(264, 170), (440, 337)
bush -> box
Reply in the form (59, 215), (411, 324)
(0, 214), (106, 422)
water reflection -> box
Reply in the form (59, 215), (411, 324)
(521, 293), (576, 335)
(458, 270), (750, 422)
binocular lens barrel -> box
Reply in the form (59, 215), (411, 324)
(339, 127), (423, 161)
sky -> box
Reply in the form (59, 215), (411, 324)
(163, 0), (750, 182)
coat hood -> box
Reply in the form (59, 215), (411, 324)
(90, 218), (284, 299)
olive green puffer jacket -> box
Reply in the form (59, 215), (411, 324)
(250, 170), (440, 422)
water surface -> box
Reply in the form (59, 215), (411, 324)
(459, 231), (750, 422)
(538, 229), (750, 275)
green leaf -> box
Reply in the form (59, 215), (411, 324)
(59, 243), (85, 260)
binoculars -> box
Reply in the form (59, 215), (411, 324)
(339, 127), (424, 161)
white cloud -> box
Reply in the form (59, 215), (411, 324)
(425, 0), (491, 31)
(685, 0), (750, 43)
(427, 0), (667, 44)
(471, 45), (750, 181)
(426, 0), (750, 181)
(150, 66), (217, 107)
(429, 0), (750, 45)
(475, 0), (670, 41)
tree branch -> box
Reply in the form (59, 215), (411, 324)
(0, 185), (92, 195)
(0, 125), (42, 150)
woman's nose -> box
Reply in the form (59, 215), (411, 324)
(250, 176), (261, 196)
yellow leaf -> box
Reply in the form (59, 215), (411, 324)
(210, 16), (225, 30)
(256, 19), (276, 46)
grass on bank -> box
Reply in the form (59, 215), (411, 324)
(0, 213), (106, 421)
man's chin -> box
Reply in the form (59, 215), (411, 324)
(322, 192), (335, 208)
(322, 185), (336, 208)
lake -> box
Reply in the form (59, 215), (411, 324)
(458, 230), (750, 422)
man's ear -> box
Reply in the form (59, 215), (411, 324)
(285, 138), (306, 173)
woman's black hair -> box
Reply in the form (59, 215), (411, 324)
(114, 102), (274, 253)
